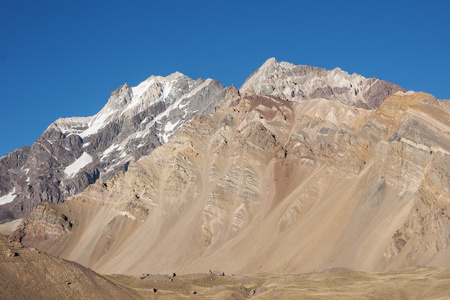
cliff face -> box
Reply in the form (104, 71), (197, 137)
(12, 86), (450, 275)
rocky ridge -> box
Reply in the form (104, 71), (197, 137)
(11, 81), (450, 275)
(240, 57), (405, 109)
(0, 72), (227, 222)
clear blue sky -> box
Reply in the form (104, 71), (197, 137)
(1, 0), (449, 157)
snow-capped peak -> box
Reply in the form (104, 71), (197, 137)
(50, 72), (198, 139)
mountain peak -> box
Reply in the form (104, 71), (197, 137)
(240, 59), (405, 109)
(261, 57), (278, 67)
(0, 71), (227, 221)
(170, 71), (184, 77)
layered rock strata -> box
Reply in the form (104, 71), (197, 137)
(12, 87), (450, 275)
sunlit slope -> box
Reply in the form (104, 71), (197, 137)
(12, 88), (450, 275)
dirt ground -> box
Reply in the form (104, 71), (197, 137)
(105, 267), (450, 299)
(1, 234), (450, 299)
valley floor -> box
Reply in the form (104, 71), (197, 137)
(1, 234), (450, 299)
(106, 267), (450, 299)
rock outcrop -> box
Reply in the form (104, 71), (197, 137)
(10, 203), (73, 248)
(240, 57), (405, 109)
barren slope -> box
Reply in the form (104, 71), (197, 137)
(0, 236), (140, 299)
(11, 86), (450, 276)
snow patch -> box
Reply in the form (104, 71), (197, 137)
(164, 119), (180, 133)
(161, 119), (181, 143)
(0, 188), (16, 205)
(132, 77), (156, 100)
(101, 143), (122, 161)
(79, 108), (116, 138)
(123, 77), (160, 114)
(163, 79), (175, 99)
(135, 131), (148, 139)
(52, 117), (90, 136)
(178, 101), (189, 109)
(64, 152), (93, 177)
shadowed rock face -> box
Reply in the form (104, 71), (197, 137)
(12, 86), (450, 275)
(0, 73), (227, 222)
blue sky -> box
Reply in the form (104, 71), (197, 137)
(1, 0), (449, 157)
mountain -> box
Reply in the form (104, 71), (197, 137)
(0, 72), (227, 222)
(240, 57), (405, 109)
(10, 56), (448, 276)
(0, 59), (404, 224)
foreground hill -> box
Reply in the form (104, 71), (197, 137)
(0, 236), (139, 299)
(11, 83), (450, 275)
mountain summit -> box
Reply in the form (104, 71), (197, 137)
(241, 58), (405, 109)
(0, 72), (227, 222)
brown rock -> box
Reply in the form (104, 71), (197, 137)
(15, 91), (450, 276)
